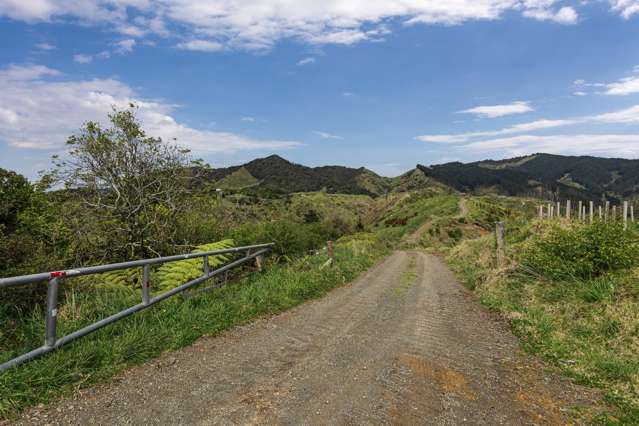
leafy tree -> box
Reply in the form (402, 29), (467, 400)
(52, 104), (198, 259)
(0, 168), (32, 233)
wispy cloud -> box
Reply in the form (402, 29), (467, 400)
(72, 54), (93, 64)
(458, 101), (533, 118)
(241, 116), (256, 122)
(176, 40), (224, 52)
(0, 64), (300, 153)
(297, 57), (316, 66)
(115, 39), (136, 54)
(416, 103), (639, 157)
(605, 76), (639, 96)
(314, 131), (344, 140)
(465, 134), (639, 158)
(416, 119), (577, 144)
(34, 42), (56, 50)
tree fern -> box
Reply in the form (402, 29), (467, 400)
(154, 240), (235, 290)
(90, 240), (235, 291)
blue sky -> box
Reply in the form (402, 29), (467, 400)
(1, 1), (639, 178)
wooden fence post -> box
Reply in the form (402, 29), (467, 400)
(599, 205), (603, 220)
(624, 201), (629, 230)
(566, 200), (571, 220)
(605, 201), (610, 221)
(547, 203), (552, 218)
(539, 205), (544, 219)
(589, 201), (594, 224)
(632, 205), (635, 223)
(327, 240), (335, 267)
(556, 201), (560, 218)
(578, 201), (582, 221)
(255, 254), (263, 272)
(495, 222), (505, 267)
(612, 205), (617, 221)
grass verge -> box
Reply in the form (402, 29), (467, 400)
(446, 216), (639, 425)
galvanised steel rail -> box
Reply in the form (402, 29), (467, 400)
(0, 243), (273, 372)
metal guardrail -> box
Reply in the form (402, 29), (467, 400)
(0, 243), (273, 372)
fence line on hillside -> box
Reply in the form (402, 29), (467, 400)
(0, 243), (274, 372)
(538, 200), (636, 230)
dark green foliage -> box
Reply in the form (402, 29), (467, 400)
(446, 227), (463, 242)
(0, 168), (32, 233)
(418, 153), (639, 201)
(523, 222), (639, 280)
(303, 208), (321, 224)
(231, 220), (335, 257)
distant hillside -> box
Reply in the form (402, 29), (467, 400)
(204, 155), (393, 196)
(418, 154), (639, 201)
(202, 153), (639, 201)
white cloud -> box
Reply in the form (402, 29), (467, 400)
(297, 57), (316, 66)
(465, 134), (639, 157)
(573, 91), (587, 96)
(0, 64), (300, 153)
(417, 102), (639, 158)
(523, 6), (578, 24)
(574, 79), (586, 85)
(0, 1), (604, 52)
(605, 76), (639, 95)
(593, 105), (639, 123)
(176, 39), (224, 52)
(610, 0), (639, 19)
(241, 116), (256, 122)
(73, 54), (93, 64)
(115, 38), (136, 54)
(314, 131), (344, 140)
(459, 101), (534, 118)
(416, 119), (577, 143)
(35, 42), (56, 50)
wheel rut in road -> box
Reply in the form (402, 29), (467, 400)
(16, 251), (598, 425)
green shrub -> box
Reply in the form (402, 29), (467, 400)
(523, 222), (639, 280)
(447, 227), (463, 242)
(580, 275), (617, 303)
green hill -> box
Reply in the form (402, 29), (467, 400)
(205, 155), (392, 196)
(417, 153), (639, 201)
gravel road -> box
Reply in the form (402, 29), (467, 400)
(15, 251), (598, 425)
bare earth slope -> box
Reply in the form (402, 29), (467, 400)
(16, 252), (597, 425)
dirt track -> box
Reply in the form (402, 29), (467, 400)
(16, 251), (597, 425)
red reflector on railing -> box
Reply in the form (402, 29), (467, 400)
(50, 271), (67, 278)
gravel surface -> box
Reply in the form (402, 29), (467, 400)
(13, 251), (599, 425)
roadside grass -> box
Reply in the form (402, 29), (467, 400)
(445, 211), (639, 425)
(0, 236), (388, 420)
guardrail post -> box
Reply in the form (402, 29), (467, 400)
(142, 264), (151, 305)
(45, 277), (60, 348)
